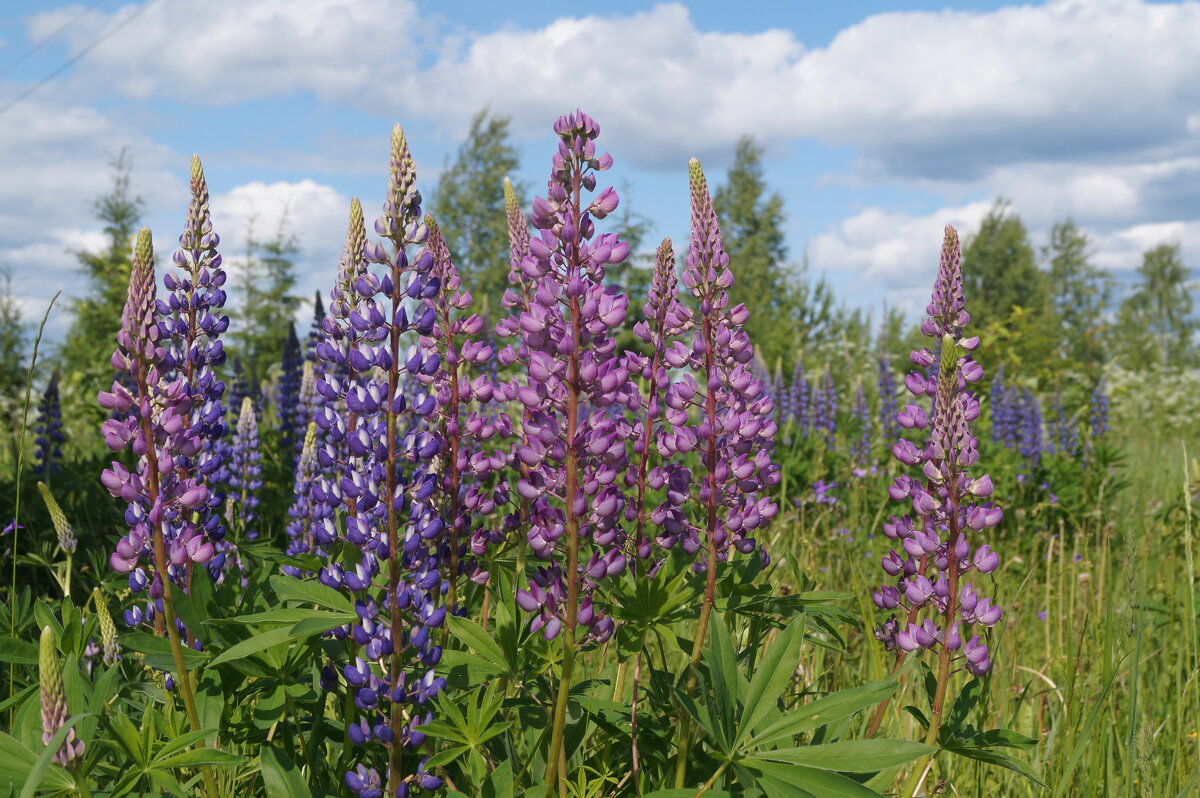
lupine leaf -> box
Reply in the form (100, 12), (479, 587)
(751, 680), (898, 748)
(261, 745), (314, 798)
(750, 739), (934, 772)
(738, 615), (806, 746)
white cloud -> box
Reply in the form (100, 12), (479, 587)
(44, 1), (1200, 175)
(30, 0), (421, 105)
(209, 179), (352, 317)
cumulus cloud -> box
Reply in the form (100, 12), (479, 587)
(209, 179), (352, 316)
(42, 0), (1200, 175)
(30, 0), (421, 105)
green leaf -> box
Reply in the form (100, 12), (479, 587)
(0, 636), (37, 665)
(944, 746), (1048, 789)
(750, 739), (934, 773)
(0, 730), (72, 792)
(738, 615), (806, 746)
(643, 791), (735, 798)
(959, 728), (1038, 751)
(703, 612), (739, 753)
(154, 748), (243, 769)
(222, 608), (354, 627)
(447, 615), (508, 671)
(124, 632), (210, 670)
(209, 627), (294, 666)
(154, 729), (217, 761)
(747, 760), (881, 798)
(261, 745), (314, 798)
(195, 668), (225, 733)
(751, 681), (898, 748)
(482, 760), (514, 798)
(269, 574), (354, 614)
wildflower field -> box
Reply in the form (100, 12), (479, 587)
(0, 111), (1197, 798)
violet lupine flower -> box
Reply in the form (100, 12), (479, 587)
(812, 366), (837, 447)
(39, 626), (83, 765)
(878, 355), (900, 444)
(497, 111), (632, 645)
(1090, 379), (1109, 438)
(850, 382), (871, 465)
(1048, 389), (1079, 458)
(34, 369), (65, 481)
(773, 362), (792, 425)
(790, 360), (809, 437)
(873, 226), (1002, 680)
(100, 229), (215, 608)
(419, 215), (506, 602)
(278, 322), (304, 452)
(158, 156), (230, 555)
(229, 358), (251, 417)
(283, 423), (325, 577)
(1017, 388), (1043, 472)
(673, 157), (779, 568)
(306, 290), (326, 365)
(228, 397), (263, 540)
(988, 364), (1014, 447)
(630, 238), (693, 565)
(309, 127), (448, 797)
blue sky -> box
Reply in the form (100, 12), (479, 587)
(1, 0), (1197, 341)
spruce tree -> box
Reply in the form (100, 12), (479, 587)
(233, 213), (302, 381)
(1118, 243), (1195, 367)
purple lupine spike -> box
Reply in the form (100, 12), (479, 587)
(850, 381), (871, 465)
(677, 156), (779, 661)
(100, 228), (215, 618)
(283, 422), (324, 577)
(306, 290), (326, 364)
(308, 127), (449, 797)
(501, 111), (632, 647)
(1048, 389), (1079, 458)
(873, 226), (1002, 707)
(790, 360), (809, 437)
(228, 397), (262, 540)
(34, 369), (65, 482)
(630, 238), (693, 564)
(878, 355), (900, 445)
(988, 364), (1010, 446)
(277, 322), (304, 453)
(1017, 387), (1042, 473)
(812, 366), (837, 447)
(159, 155), (230, 565)
(420, 215), (506, 603)
(1090, 379), (1109, 438)
(39, 626), (83, 765)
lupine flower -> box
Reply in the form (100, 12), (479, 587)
(873, 226), (1003, 684)
(878, 355), (899, 444)
(850, 382), (871, 465)
(278, 322), (304, 453)
(37, 482), (76, 555)
(39, 625), (83, 765)
(1048, 389), (1078, 458)
(100, 228), (215, 613)
(675, 156), (778, 574)
(306, 290), (326, 365)
(419, 215), (506, 601)
(228, 397), (262, 540)
(157, 155), (231, 601)
(988, 365), (1014, 447)
(629, 238), (693, 564)
(34, 369), (65, 481)
(229, 358), (251, 417)
(283, 423), (324, 576)
(497, 110), (632, 645)
(309, 127), (447, 797)
(789, 360), (809, 437)
(91, 588), (122, 666)
(1017, 388), (1042, 472)
(1090, 379), (1109, 438)
(812, 366), (837, 447)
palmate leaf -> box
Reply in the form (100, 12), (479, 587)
(260, 745), (314, 798)
(18, 713), (94, 798)
(747, 760), (880, 798)
(737, 615), (806, 746)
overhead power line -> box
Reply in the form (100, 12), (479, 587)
(0, 0), (158, 119)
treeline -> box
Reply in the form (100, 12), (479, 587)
(0, 112), (1195, 456)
